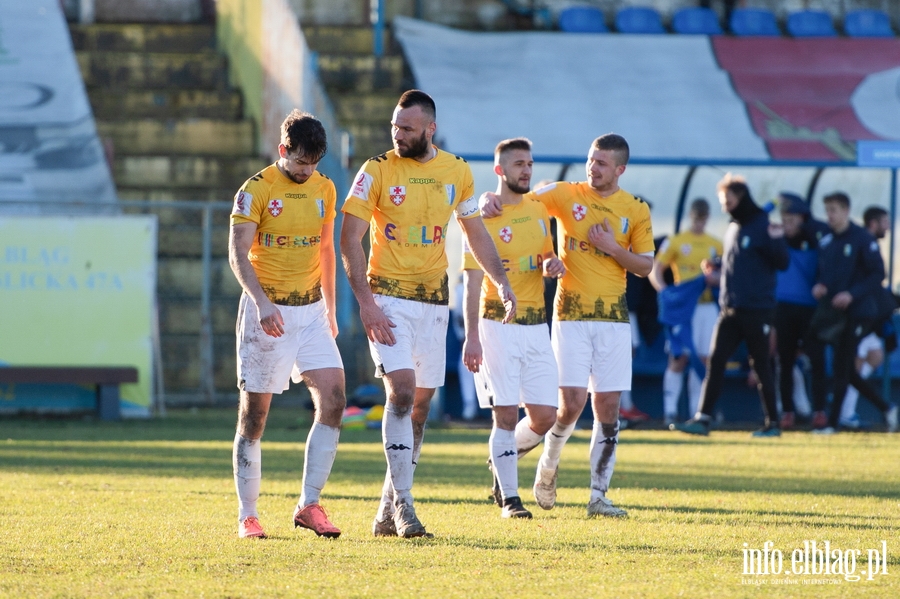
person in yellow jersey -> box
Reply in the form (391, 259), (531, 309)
(340, 90), (516, 538)
(650, 198), (722, 425)
(228, 110), (345, 539)
(461, 138), (564, 519)
(481, 133), (654, 518)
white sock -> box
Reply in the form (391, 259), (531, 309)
(687, 369), (702, 416)
(589, 421), (619, 501)
(538, 419), (577, 471)
(490, 427), (518, 501)
(515, 418), (544, 458)
(619, 389), (633, 410)
(233, 433), (261, 521)
(377, 418), (425, 520)
(382, 401), (415, 506)
(299, 422), (339, 508)
(792, 364), (811, 416)
(663, 368), (683, 417)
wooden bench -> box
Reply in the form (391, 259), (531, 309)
(0, 367), (139, 421)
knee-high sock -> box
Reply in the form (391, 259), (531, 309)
(663, 368), (683, 417)
(687, 369), (702, 416)
(792, 364), (811, 416)
(377, 416), (425, 519)
(233, 433), (261, 521)
(299, 422), (340, 508)
(490, 427), (518, 501)
(382, 401), (415, 507)
(537, 419), (577, 471)
(840, 362), (873, 421)
(515, 418), (544, 458)
(589, 421), (619, 501)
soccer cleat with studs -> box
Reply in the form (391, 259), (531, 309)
(293, 504), (341, 538)
(501, 496), (532, 519)
(238, 516), (267, 539)
(587, 496), (627, 518)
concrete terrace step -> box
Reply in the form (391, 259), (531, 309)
(69, 23), (216, 53)
(333, 92), (403, 123)
(77, 51), (228, 90)
(317, 54), (407, 93)
(303, 25), (400, 55)
(112, 155), (267, 189)
(97, 119), (255, 157)
(87, 89), (242, 120)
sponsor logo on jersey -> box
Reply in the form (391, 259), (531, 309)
(445, 184), (456, 205)
(573, 203), (587, 221)
(268, 199), (283, 217)
(409, 177), (436, 184)
(316, 199), (325, 218)
(620, 217), (629, 234)
(499, 226), (513, 243)
(351, 171), (373, 200)
(384, 223), (445, 245)
(284, 193), (307, 199)
(389, 185), (406, 206)
(233, 190), (252, 216)
(257, 233), (321, 247)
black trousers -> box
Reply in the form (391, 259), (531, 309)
(774, 302), (826, 413)
(698, 307), (779, 425)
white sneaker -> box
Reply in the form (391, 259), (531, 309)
(885, 404), (899, 433)
(587, 496), (627, 518)
(533, 466), (558, 510)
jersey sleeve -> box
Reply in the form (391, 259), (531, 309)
(230, 178), (267, 226)
(531, 182), (561, 218)
(656, 236), (675, 264)
(453, 163), (480, 220)
(630, 200), (655, 254)
(323, 178), (337, 224)
(341, 160), (381, 222)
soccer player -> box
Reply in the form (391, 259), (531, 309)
(482, 133), (655, 518)
(462, 138), (564, 519)
(340, 90), (516, 538)
(650, 198), (722, 425)
(228, 110), (345, 539)
(674, 175), (789, 437)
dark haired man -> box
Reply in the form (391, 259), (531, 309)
(674, 174), (789, 437)
(482, 133), (655, 518)
(341, 90), (516, 537)
(229, 110), (345, 539)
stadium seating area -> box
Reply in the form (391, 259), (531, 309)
(555, 4), (896, 38)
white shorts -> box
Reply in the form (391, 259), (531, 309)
(236, 294), (343, 394)
(552, 320), (632, 392)
(473, 319), (559, 409)
(691, 302), (719, 357)
(857, 332), (882, 359)
(368, 295), (449, 389)
(629, 311), (640, 349)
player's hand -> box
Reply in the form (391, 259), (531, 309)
(463, 338), (483, 373)
(768, 223), (785, 238)
(327, 311), (339, 338)
(478, 192), (502, 219)
(588, 219), (619, 255)
(360, 303), (397, 345)
(498, 284), (517, 324)
(812, 283), (828, 300)
(831, 291), (853, 310)
(543, 256), (565, 279)
(257, 300), (285, 338)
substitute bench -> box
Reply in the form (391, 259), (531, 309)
(0, 366), (139, 421)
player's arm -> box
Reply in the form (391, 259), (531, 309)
(228, 222), (284, 338)
(648, 258), (669, 292)
(319, 220), (338, 338)
(339, 213), (396, 345)
(478, 191), (502, 218)
(462, 269), (484, 373)
(588, 218), (653, 276)
(458, 216), (517, 323)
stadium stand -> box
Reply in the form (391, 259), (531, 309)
(615, 6), (665, 34)
(729, 7), (780, 37)
(786, 10), (837, 37)
(844, 9), (894, 38)
(671, 7), (722, 35)
(558, 5), (608, 33)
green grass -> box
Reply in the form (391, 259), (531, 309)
(1, 409), (898, 598)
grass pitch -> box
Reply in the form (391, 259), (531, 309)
(1, 408), (898, 598)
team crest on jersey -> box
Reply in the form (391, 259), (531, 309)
(233, 190), (252, 216)
(390, 185), (406, 206)
(316, 199), (325, 218)
(267, 199), (283, 217)
(445, 184), (456, 205)
(499, 226), (513, 243)
(621, 217), (629, 234)
(573, 203), (587, 221)
(844, 244), (852, 257)
(681, 243), (692, 256)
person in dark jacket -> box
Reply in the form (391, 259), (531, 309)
(674, 174), (789, 437)
(808, 192), (898, 434)
(773, 193), (829, 429)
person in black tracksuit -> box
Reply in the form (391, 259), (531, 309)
(808, 192), (898, 433)
(674, 175), (788, 436)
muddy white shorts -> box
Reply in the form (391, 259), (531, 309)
(236, 294), (342, 394)
(473, 318), (559, 409)
(369, 295), (449, 389)
(552, 320), (632, 392)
